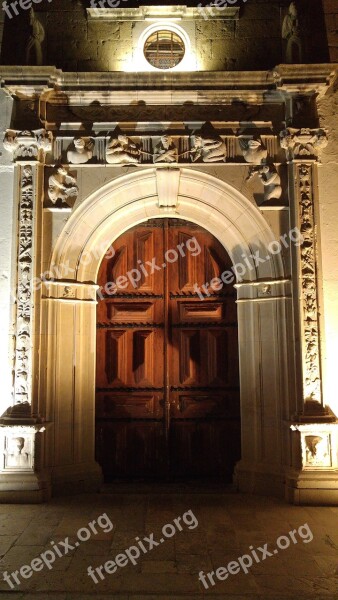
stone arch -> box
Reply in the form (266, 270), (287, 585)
(51, 168), (285, 284)
(42, 168), (292, 497)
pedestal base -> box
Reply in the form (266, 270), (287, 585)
(285, 469), (338, 505)
(0, 470), (51, 503)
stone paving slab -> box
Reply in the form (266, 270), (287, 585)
(0, 490), (337, 598)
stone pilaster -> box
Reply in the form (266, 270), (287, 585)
(285, 160), (338, 504)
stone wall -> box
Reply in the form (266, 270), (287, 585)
(323, 0), (338, 62)
(0, 0), (331, 71)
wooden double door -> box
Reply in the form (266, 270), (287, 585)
(96, 219), (240, 482)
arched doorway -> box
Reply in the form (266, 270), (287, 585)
(44, 168), (291, 498)
(95, 218), (240, 482)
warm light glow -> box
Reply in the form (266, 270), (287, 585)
(125, 22), (198, 72)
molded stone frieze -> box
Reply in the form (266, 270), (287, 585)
(46, 165), (78, 210)
(52, 128), (282, 166)
(3, 129), (53, 162)
(280, 128), (328, 160)
(67, 137), (94, 164)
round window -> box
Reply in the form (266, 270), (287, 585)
(144, 30), (185, 70)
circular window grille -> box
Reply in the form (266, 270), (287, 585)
(144, 30), (185, 70)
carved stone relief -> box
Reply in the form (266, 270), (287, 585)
(239, 136), (268, 165)
(67, 137), (94, 164)
(4, 435), (32, 469)
(3, 129), (53, 162)
(304, 434), (331, 467)
(47, 166), (78, 210)
(153, 135), (178, 164)
(296, 164), (322, 403)
(49, 129), (282, 166)
(106, 134), (141, 164)
(280, 128), (328, 160)
(13, 166), (34, 406)
(247, 164), (282, 203)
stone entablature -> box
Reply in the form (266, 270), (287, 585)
(3, 128), (329, 166)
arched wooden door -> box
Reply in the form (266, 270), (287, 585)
(96, 219), (240, 482)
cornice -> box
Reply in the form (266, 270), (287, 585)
(0, 65), (336, 98)
(86, 5), (240, 21)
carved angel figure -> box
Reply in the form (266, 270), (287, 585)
(282, 2), (302, 63)
(26, 8), (45, 66)
(106, 134), (140, 165)
(48, 166), (78, 206)
(239, 137), (268, 165)
(190, 134), (227, 163)
(247, 165), (282, 202)
(153, 135), (178, 163)
(67, 137), (94, 164)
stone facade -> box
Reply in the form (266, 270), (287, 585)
(0, 0), (332, 71)
(0, 2), (337, 504)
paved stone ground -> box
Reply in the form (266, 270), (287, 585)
(0, 487), (338, 599)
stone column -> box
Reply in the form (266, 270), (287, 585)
(40, 281), (102, 495)
(0, 131), (53, 502)
(234, 279), (294, 497)
(281, 129), (338, 503)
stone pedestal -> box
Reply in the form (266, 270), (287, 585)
(0, 409), (51, 503)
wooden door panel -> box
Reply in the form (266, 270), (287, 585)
(96, 392), (163, 419)
(170, 391), (240, 419)
(170, 421), (240, 479)
(96, 219), (240, 482)
(96, 421), (165, 480)
(97, 328), (164, 389)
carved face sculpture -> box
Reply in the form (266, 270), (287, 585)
(248, 139), (261, 150)
(193, 135), (202, 148)
(74, 138), (86, 152)
(161, 135), (171, 149)
(57, 166), (68, 177)
(118, 135), (128, 145)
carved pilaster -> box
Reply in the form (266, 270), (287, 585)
(295, 164), (322, 406)
(13, 165), (35, 408)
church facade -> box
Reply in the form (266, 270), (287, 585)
(0, 0), (337, 504)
